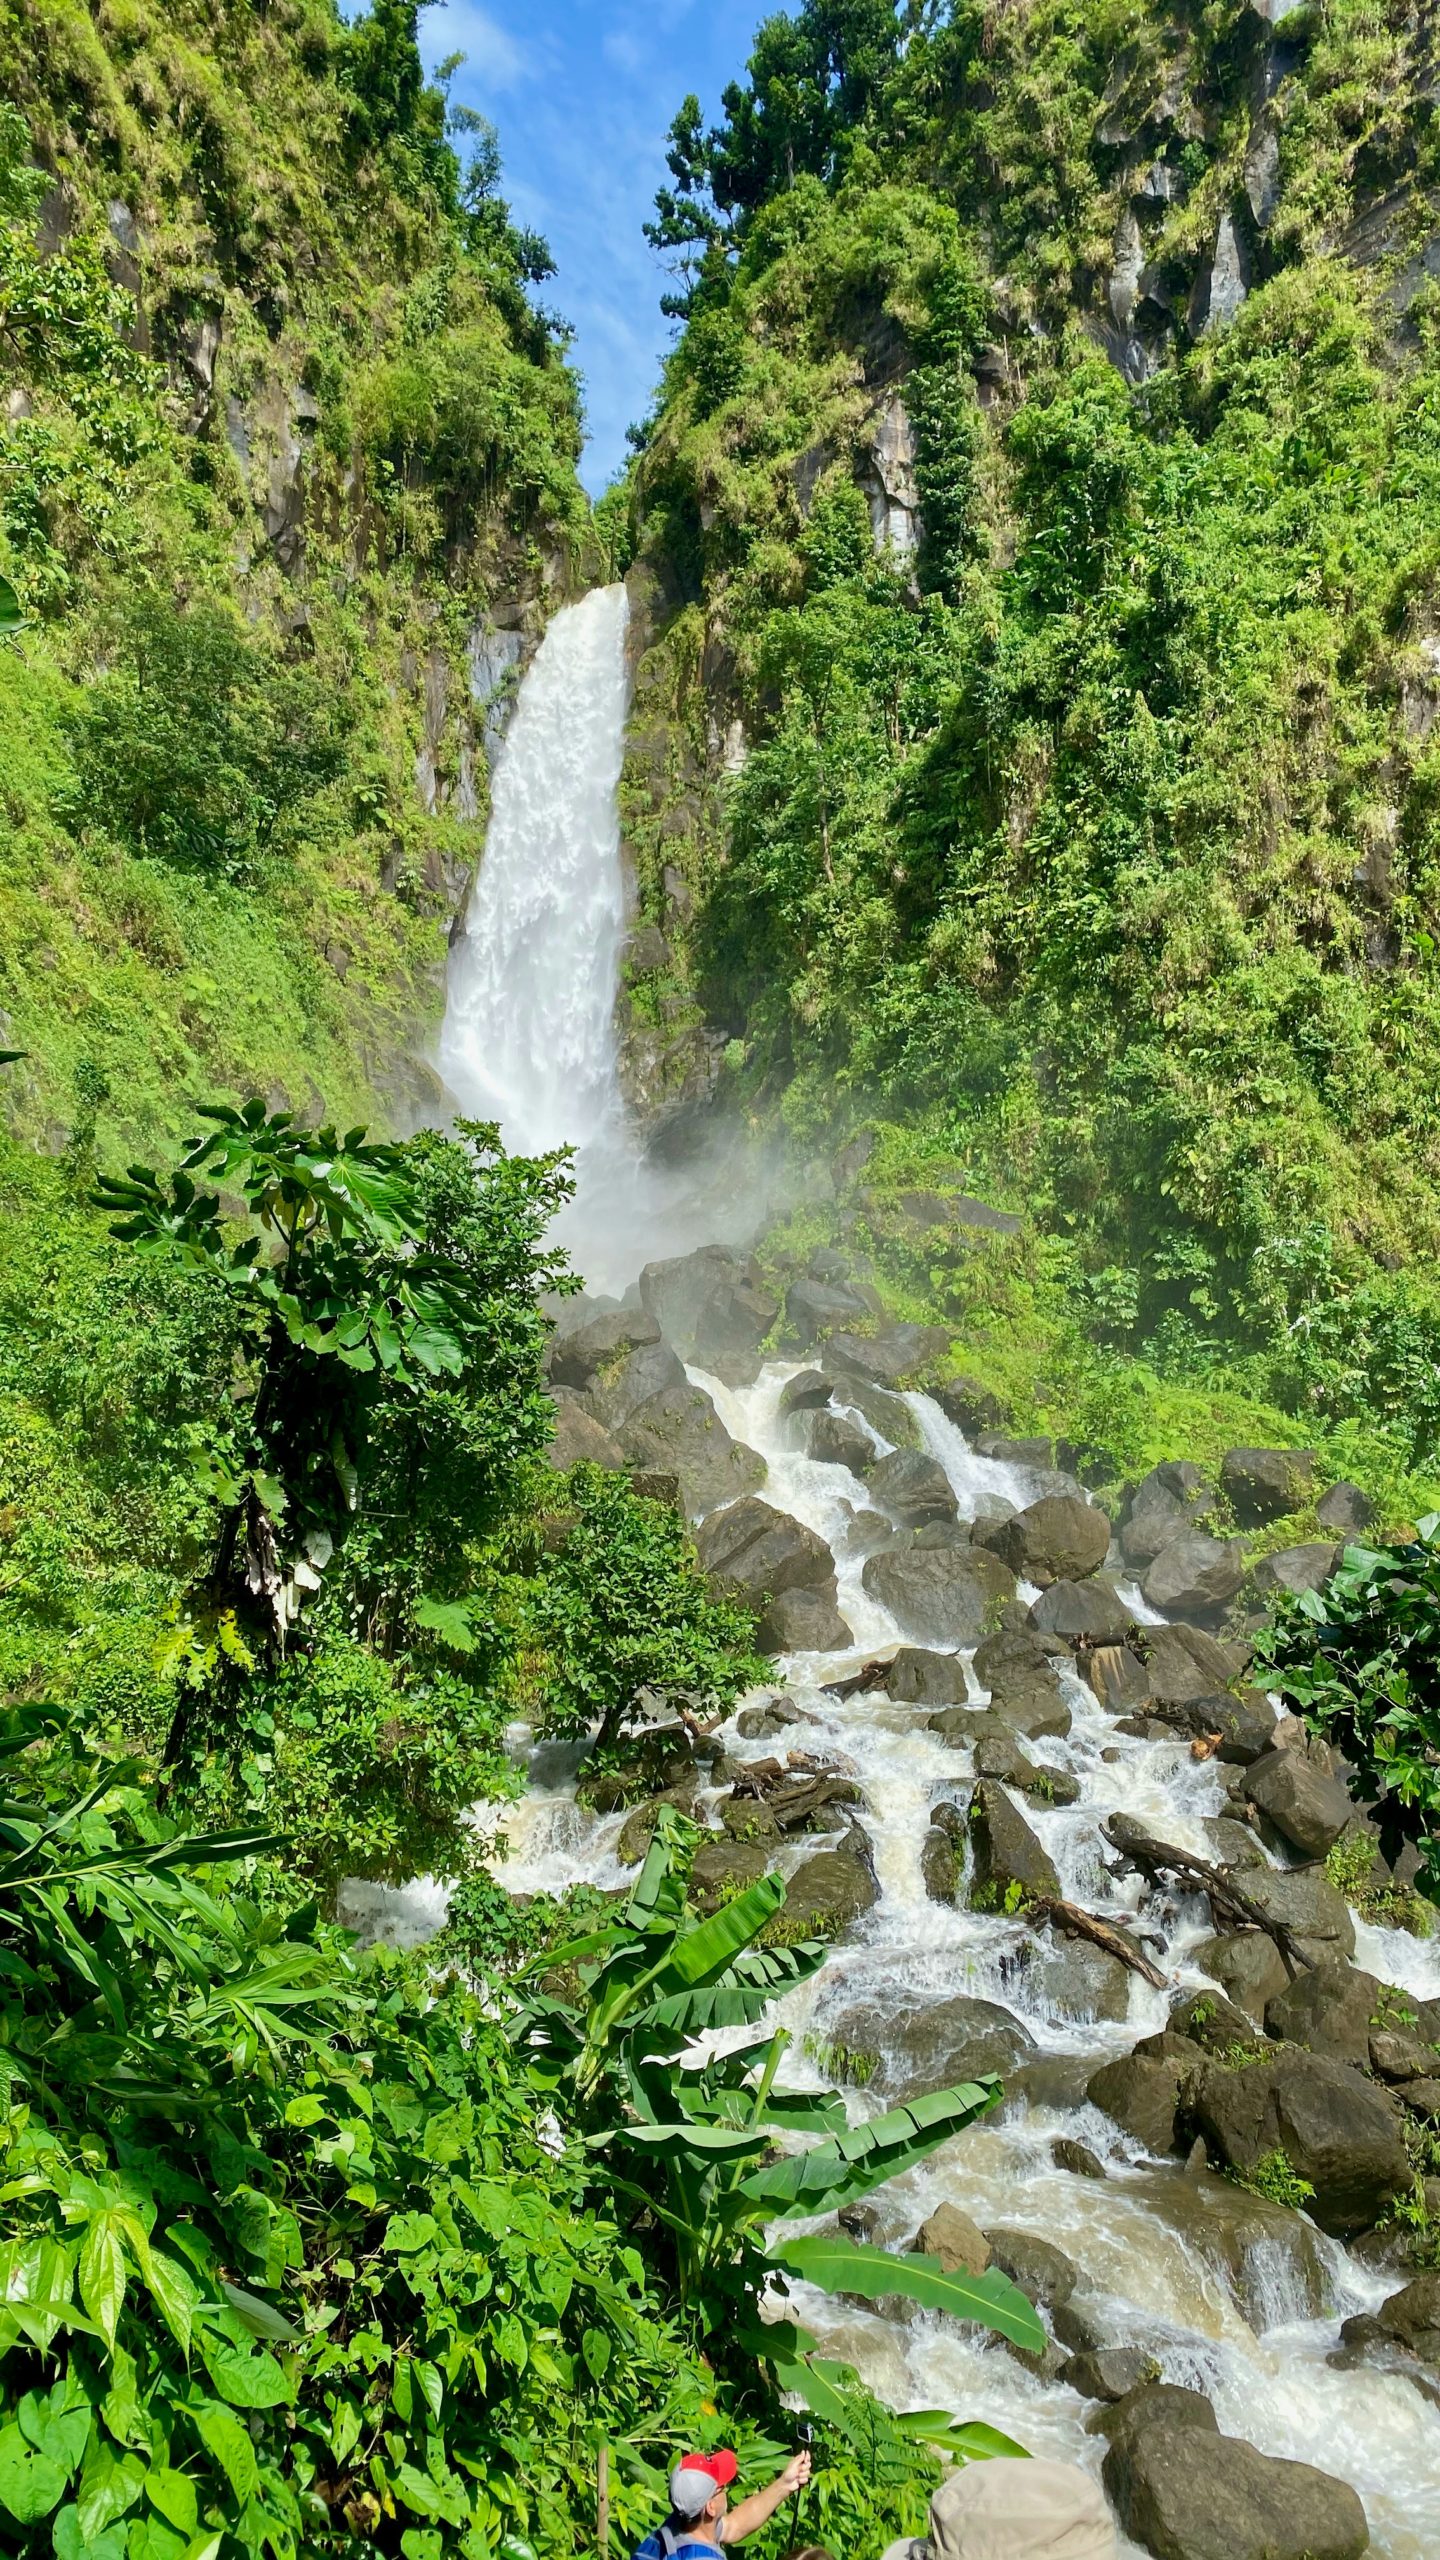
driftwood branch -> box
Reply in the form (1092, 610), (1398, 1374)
(1102, 1814), (1313, 1978)
(1032, 1893), (1168, 1992)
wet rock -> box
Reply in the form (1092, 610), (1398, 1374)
(973, 1627), (1072, 1731)
(1182, 1688), (1277, 1764)
(807, 1407), (876, 1475)
(620, 1385), (767, 1518)
(862, 1539), (1014, 1647)
(1244, 1746), (1353, 1858)
(1120, 1462), (1213, 1568)
(886, 1646), (968, 1706)
(1317, 1480), (1377, 1536)
(757, 1587), (853, 1652)
(826, 1990), (1033, 2098)
(868, 1446), (958, 1527)
(545, 1388), (627, 1470)
(1104, 2415), (1368, 2560)
(1027, 1578), (1133, 1642)
(1220, 1445), (1318, 1527)
(966, 1779), (1061, 1907)
(1052, 2137), (1107, 2179)
(785, 1273), (874, 1342)
(979, 1492), (1111, 1587)
(933, 1375), (1005, 1435)
(697, 1496), (839, 1608)
(1062, 2346), (1161, 2403)
(1193, 2046), (1409, 2234)
(783, 1844), (878, 1939)
(911, 2202), (990, 2276)
(1085, 1642), (1156, 1712)
(983, 2227), (1078, 2309)
(1141, 1531), (1248, 1620)
(1253, 1541), (1341, 1598)
(1129, 2163), (1331, 2325)
(1088, 2036), (1200, 2154)
(1241, 1865), (1356, 1961)
(639, 1244), (779, 1386)
(824, 1323), (949, 1385)
(779, 1368), (832, 1416)
(1141, 1622), (1244, 1705)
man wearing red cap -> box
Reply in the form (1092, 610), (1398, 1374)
(633, 2445), (813, 2560)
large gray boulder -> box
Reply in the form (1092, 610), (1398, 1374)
(867, 1446), (958, 1526)
(1244, 1745), (1353, 1857)
(862, 1538), (1014, 1645)
(1192, 2045), (1409, 2235)
(979, 1492), (1110, 1586)
(639, 1245), (779, 1385)
(1220, 1445), (1318, 1526)
(1120, 1461), (1213, 1568)
(823, 1323), (949, 1384)
(886, 1646), (968, 1705)
(966, 1779), (1061, 1907)
(1104, 2407), (1369, 2559)
(1141, 1531), (1248, 1620)
(695, 1496), (838, 1608)
(618, 1385), (766, 1519)
(1027, 1578), (1133, 1642)
(825, 1990), (1033, 2097)
(544, 1388), (627, 1471)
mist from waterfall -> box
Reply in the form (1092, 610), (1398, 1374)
(439, 584), (743, 1295)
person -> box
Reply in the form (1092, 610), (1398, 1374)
(633, 2447), (813, 2560)
(880, 2458), (1116, 2560)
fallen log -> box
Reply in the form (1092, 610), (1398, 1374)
(1032, 1893), (1168, 1992)
(1102, 1813), (1313, 1978)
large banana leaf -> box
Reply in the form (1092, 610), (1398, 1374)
(740, 2079), (1001, 2215)
(771, 2232), (1045, 2352)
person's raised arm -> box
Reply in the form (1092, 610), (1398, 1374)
(721, 2452), (811, 2544)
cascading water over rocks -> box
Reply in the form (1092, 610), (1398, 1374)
(432, 589), (1440, 2560)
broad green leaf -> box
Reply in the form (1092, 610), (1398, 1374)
(0, 2420), (65, 2522)
(770, 2234), (1044, 2352)
(78, 2216), (127, 2350)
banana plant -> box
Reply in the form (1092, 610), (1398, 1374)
(509, 1809), (1045, 2393)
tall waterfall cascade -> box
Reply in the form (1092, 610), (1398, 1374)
(422, 590), (1440, 2558)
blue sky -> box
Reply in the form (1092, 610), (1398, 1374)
(415, 0), (769, 493)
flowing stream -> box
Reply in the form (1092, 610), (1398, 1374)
(426, 589), (1440, 2554)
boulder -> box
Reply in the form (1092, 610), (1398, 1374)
(1027, 1578), (1133, 1642)
(824, 1324), (949, 1385)
(1085, 1643), (1156, 1712)
(806, 1407), (877, 1476)
(696, 1497), (838, 1607)
(983, 2227), (1078, 2308)
(867, 1446), (958, 1526)
(1141, 1531), (1248, 1620)
(973, 1628), (1072, 1732)
(1128, 2164), (1332, 2326)
(783, 1845), (878, 1939)
(1088, 2036), (1199, 2154)
(933, 1375), (1005, 1435)
(779, 1368), (832, 1416)
(618, 1385), (767, 1518)
(1120, 1462), (1213, 1568)
(911, 2203), (990, 2276)
(1220, 1445), (1318, 1527)
(1062, 2346), (1160, 2403)
(1103, 2415), (1368, 2560)
(1241, 1864), (1356, 1961)
(1244, 1746), (1353, 1857)
(887, 1646), (968, 1706)
(640, 1245), (779, 1385)
(966, 1779), (1061, 1907)
(1253, 1540), (1341, 1598)
(784, 1274), (874, 1342)
(544, 1388), (627, 1471)
(758, 1587), (853, 1652)
(1317, 1480), (1377, 1536)
(825, 1990), (1033, 2098)
(1193, 2046), (1410, 2234)
(1141, 1622), (1244, 1705)
(979, 1492), (1110, 1587)
(1264, 1961), (1389, 2067)
(862, 1539), (1015, 1646)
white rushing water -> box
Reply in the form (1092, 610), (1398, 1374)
(420, 588), (1440, 2555)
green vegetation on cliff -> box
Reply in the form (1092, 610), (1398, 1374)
(622, 0), (1440, 1475)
